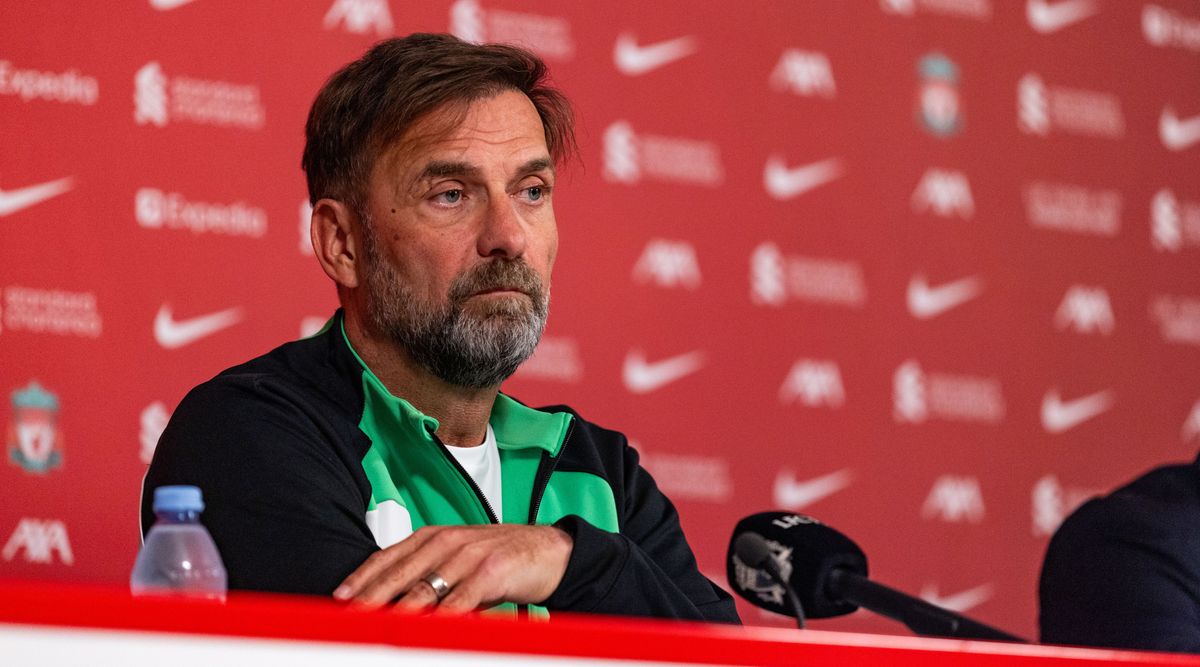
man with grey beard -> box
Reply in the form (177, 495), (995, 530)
(141, 34), (739, 624)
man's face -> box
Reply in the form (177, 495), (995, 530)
(360, 89), (558, 389)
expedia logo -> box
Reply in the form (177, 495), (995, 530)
(135, 187), (267, 238)
(0, 60), (99, 106)
(6, 381), (63, 475)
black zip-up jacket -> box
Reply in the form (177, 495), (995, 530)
(142, 311), (739, 623)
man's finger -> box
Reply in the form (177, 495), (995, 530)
(333, 526), (445, 601)
(391, 576), (441, 614)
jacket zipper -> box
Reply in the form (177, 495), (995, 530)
(431, 420), (575, 618)
(431, 433), (499, 524)
(518, 419), (573, 619)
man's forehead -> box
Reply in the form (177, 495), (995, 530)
(384, 92), (550, 171)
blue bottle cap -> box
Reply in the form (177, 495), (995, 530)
(153, 485), (205, 513)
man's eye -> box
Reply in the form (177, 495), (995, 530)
(527, 186), (542, 201)
(436, 189), (463, 204)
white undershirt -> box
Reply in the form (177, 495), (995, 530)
(443, 424), (503, 522)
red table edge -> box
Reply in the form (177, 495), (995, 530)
(1, 580), (1196, 667)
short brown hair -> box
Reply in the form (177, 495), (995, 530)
(302, 33), (575, 211)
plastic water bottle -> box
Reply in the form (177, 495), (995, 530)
(131, 485), (227, 601)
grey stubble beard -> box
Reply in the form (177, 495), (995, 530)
(360, 214), (550, 389)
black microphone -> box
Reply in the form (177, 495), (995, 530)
(732, 531), (806, 628)
(727, 512), (1026, 642)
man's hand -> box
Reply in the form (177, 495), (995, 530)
(333, 523), (573, 613)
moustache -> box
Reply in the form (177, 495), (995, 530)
(448, 260), (546, 304)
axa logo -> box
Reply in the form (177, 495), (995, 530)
(140, 401), (171, 464)
(911, 168), (974, 218)
(323, 0), (393, 36)
(6, 381), (63, 475)
(614, 33), (698, 76)
(632, 239), (701, 289)
(922, 475), (985, 523)
(917, 53), (962, 138)
(769, 50), (835, 98)
(778, 359), (845, 407)
(3, 518), (73, 565)
(1054, 285), (1114, 335)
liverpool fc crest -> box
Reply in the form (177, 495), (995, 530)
(7, 381), (63, 474)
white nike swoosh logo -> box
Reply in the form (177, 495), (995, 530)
(1026, 0), (1099, 34)
(772, 469), (852, 510)
(919, 583), (994, 613)
(154, 304), (243, 349)
(763, 156), (844, 200)
(0, 177), (74, 217)
(613, 33), (698, 76)
(907, 274), (983, 319)
(622, 349), (705, 394)
(1041, 388), (1115, 433)
(1160, 107), (1200, 151)
(149, 0), (198, 9)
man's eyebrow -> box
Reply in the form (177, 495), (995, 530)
(419, 160), (480, 180)
(520, 157), (555, 175)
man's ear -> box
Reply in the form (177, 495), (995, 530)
(311, 198), (362, 289)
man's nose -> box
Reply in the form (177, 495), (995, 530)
(477, 193), (527, 259)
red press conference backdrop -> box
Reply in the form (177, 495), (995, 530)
(2, 0), (1199, 639)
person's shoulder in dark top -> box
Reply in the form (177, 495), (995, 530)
(1039, 456), (1200, 653)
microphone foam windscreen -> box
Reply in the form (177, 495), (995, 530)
(727, 511), (867, 619)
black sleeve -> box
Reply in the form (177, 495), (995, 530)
(542, 444), (741, 624)
(1039, 497), (1200, 652)
(141, 377), (378, 595)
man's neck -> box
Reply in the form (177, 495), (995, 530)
(343, 309), (496, 447)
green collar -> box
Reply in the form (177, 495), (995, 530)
(339, 316), (569, 455)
